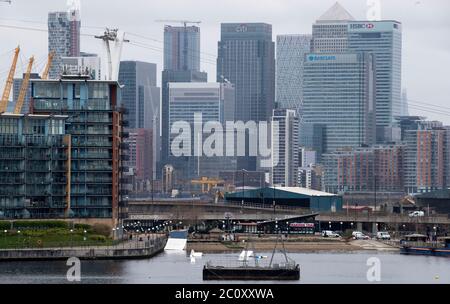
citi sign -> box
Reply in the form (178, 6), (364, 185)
(350, 23), (375, 30)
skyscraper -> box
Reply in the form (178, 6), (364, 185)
(119, 61), (160, 180)
(271, 109), (299, 187)
(217, 23), (275, 170)
(276, 34), (311, 112)
(312, 3), (402, 141)
(160, 24), (207, 176)
(168, 82), (236, 180)
(303, 53), (376, 157)
(118, 61), (159, 130)
(48, 4), (81, 79)
(160, 70), (207, 176)
(164, 25), (201, 72)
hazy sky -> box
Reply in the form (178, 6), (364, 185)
(1, 0), (449, 123)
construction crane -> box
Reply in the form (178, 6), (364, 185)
(14, 56), (34, 114)
(155, 19), (201, 71)
(191, 177), (225, 194)
(0, 46), (20, 113)
(41, 51), (55, 80)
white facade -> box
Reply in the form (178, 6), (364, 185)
(271, 109), (299, 187)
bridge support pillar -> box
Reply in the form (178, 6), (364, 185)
(372, 222), (378, 234)
(357, 222), (363, 232)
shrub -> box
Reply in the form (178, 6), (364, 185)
(12, 221), (69, 230)
(91, 224), (111, 237)
(74, 223), (91, 230)
(89, 235), (106, 242)
(0, 221), (11, 230)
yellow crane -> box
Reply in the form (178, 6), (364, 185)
(14, 56), (34, 114)
(0, 46), (20, 113)
(41, 51), (55, 80)
(191, 177), (225, 194)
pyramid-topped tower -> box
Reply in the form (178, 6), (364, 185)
(317, 2), (355, 22)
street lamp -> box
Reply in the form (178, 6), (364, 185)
(70, 229), (74, 247)
(340, 222), (343, 232)
(3, 229), (6, 246)
(329, 221), (332, 229)
(17, 230), (21, 249)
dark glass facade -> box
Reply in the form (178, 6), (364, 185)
(30, 79), (126, 221)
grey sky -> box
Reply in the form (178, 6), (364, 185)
(1, 0), (449, 123)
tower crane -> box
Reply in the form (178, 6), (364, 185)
(0, 46), (20, 113)
(155, 19), (201, 71)
(14, 56), (34, 114)
(41, 51), (55, 80)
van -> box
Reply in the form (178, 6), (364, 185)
(376, 231), (391, 240)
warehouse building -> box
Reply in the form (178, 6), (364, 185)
(224, 187), (342, 212)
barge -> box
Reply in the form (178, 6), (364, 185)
(203, 263), (300, 280)
(400, 234), (450, 257)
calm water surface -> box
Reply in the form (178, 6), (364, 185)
(0, 251), (449, 284)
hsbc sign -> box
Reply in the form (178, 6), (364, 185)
(350, 23), (375, 30)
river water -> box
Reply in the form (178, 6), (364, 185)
(0, 251), (448, 284)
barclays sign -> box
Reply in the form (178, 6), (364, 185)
(307, 55), (337, 62)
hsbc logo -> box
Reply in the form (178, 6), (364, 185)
(350, 23), (375, 30)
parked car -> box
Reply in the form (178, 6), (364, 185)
(376, 231), (391, 240)
(322, 230), (340, 238)
(352, 231), (362, 237)
(353, 232), (370, 240)
(409, 211), (425, 217)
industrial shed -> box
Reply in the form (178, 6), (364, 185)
(224, 187), (342, 212)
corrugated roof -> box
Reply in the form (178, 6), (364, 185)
(269, 187), (337, 197)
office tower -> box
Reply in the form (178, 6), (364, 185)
(217, 23), (275, 170)
(0, 113), (70, 219)
(276, 34), (311, 112)
(303, 53), (376, 157)
(31, 77), (126, 222)
(118, 61), (159, 130)
(125, 129), (153, 184)
(323, 145), (403, 194)
(164, 25), (201, 71)
(168, 82), (236, 180)
(119, 61), (160, 181)
(312, 3), (402, 141)
(48, 5), (81, 79)
(271, 109), (299, 187)
(61, 53), (101, 80)
(161, 70), (207, 175)
(11, 73), (41, 114)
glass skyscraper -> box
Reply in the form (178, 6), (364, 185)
(303, 53), (376, 157)
(168, 82), (236, 180)
(312, 3), (402, 141)
(163, 25), (200, 72)
(276, 34), (311, 113)
(217, 23), (275, 171)
(48, 7), (81, 79)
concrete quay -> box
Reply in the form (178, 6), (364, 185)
(0, 236), (167, 261)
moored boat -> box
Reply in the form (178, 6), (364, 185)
(400, 234), (450, 256)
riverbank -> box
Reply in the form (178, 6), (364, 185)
(186, 237), (399, 253)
